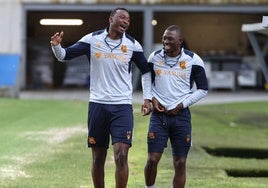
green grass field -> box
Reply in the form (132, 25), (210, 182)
(0, 98), (268, 188)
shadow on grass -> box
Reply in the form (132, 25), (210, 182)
(226, 169), (268, 177)
(202, 147), (268, 159)
(203, 147), (268, 177)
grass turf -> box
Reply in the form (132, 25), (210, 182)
(0, 98), (267, 187)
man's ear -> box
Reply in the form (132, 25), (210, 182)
(109, 16), (113, 24)
(179, 38), (183, 43)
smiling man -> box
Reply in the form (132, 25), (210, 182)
(50, 7), (152, 188)
(143, 25), (208, 188)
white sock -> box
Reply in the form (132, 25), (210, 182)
(145, 185), (154, 188)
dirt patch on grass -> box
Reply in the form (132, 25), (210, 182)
(1, 165), (31, 179)
(0, 125), (86, 180)
(24, 125), (86, 144)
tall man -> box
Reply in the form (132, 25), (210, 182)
(50, 7), (151, 188)
(143, 25), (208, 188)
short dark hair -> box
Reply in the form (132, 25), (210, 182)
(166, 25), (183, 37)
(110, 7), (129, 17)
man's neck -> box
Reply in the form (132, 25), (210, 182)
(166, 49), (181, 57)
(108, 29), (123, 40)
